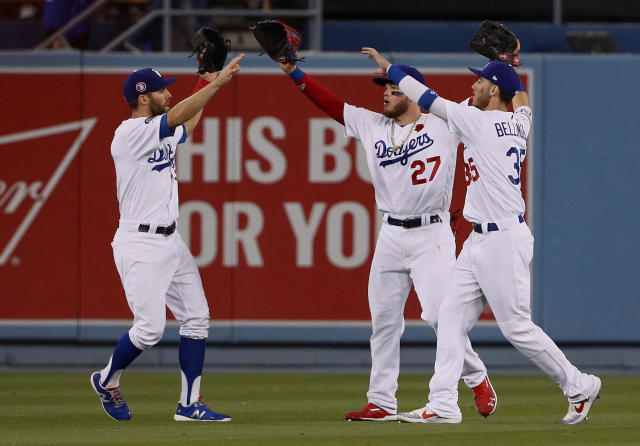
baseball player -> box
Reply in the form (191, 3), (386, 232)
(362, 47), (601, 424)
(90, 54), (244, 422)
(276, 59), (497, 421)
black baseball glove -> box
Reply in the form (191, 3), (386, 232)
(190, 27), (231, 74)
(249, 19), (305, 64)
(470, 20), (520, 67)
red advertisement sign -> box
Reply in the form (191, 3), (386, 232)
(0, 70), (527, 322)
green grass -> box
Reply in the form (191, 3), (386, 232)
(1, 373), (639, 445)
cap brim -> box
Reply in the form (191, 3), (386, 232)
(468, 67), (483, 77)
(373, 77), (395, 87)
(162, 76), (178, 88)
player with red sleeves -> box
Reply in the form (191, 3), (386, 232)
(277, 59), (497, 421)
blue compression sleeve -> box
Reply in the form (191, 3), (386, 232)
(518, 77), (527, 93)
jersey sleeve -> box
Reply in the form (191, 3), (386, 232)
(157, 114), (187, 146)
(513, 106), (533, 137)
(444, 100), (485, 144)
(171, 124), (187, 145)
(118, 116), (163, 160)
(343, 103), (383, 141)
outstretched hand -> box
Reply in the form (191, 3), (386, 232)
(362, 47), (391, 73)
(278, 52), (299, 74)
(212, 53), (245, 87)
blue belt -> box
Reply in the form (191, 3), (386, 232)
(472, 215), (524, 233)
(387, 215), (442, 229)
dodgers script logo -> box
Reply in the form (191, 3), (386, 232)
(148, 145), (175, 173)
(375, 133), (434, 167)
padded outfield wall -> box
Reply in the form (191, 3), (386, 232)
(0, 52), (637, 345)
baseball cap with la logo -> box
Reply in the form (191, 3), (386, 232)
(123, 67), (177, 102)
(468, 61), (520, 95)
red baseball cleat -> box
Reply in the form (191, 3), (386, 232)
(345, 403), (397, 421)
(472, 376), (497, 417)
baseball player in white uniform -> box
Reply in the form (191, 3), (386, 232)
(90, 54), (244, 422)
(276, 59), (497, 421)
(362, 48), (601, 425)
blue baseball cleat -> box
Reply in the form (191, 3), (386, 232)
(90, 372), (132, 421)
(173, 398), (231, 422)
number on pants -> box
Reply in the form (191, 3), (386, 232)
(464, 157), (479, 186)
(506, 146), (526, 185)
(411, 156), (441, 185)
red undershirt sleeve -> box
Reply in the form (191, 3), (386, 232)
(289, 68), (345, 125)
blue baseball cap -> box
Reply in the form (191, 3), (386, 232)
(468, 61), (520, 95)
(373, 65), (425, 87)
(123, 68), (177, 102)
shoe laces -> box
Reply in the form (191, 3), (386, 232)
(107, 388), (125, 408)
(193, 398), (211, 411)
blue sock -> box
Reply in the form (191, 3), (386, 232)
(100, 331), (143, 388)
(179, 336), (206, 406)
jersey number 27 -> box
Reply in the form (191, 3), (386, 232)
(411, 156), (441, 185)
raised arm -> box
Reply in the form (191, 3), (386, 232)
(166, 53), (245, 132)
(512, 90), (529, 110)
(361, 47), (449, 121)
(512, 64), (530, 110)
(279, 60), (346, 125)
(182, 71), (219, 135)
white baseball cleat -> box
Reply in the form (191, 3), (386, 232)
(562, 375), (602, 425)
(397, 406), (462, 424)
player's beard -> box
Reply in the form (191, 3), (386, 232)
(472, 90), (490, 110)
(383, 100), (409, 119)
(149, 96), (168, 117)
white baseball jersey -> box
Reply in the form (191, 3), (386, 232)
(342, 102), (489, 414)
(111, 114), (186, 225)
(343, 104), (460, 216)
(444, 101), (532, 223)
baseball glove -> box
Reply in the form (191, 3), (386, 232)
(249, 19), (305, 64)
(470, 20), (520, 67)
(190, 26), (231, 74)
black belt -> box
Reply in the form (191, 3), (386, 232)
(138, 221), (176, 237)
(472, 215), (524, 233)
(387, 215), (442, 229)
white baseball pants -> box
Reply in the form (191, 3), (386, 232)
(111, 227), (210, 350)
(427, 220), (597, 419)
(367, 217), (487, 413)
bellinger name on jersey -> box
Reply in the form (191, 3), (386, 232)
(494, 120), (526, 139)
